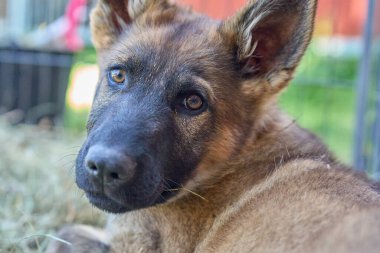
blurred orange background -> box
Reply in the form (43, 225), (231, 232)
(178, 0), (379, 36)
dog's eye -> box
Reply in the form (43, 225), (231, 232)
(109, 68), (127, 85)
(183, 94), (203, 111)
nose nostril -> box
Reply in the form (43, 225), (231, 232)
(87, 161), (98, 172)
(85, 145), (137, 184)
(89, 164), (97, 171)
(109, 172), (120, 180)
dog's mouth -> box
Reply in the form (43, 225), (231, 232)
(83, 179), (180, 213)
(76, 142), (190, 213)
(86, 191), (131, 213)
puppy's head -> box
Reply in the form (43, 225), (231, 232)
(76, 0), (317, 213)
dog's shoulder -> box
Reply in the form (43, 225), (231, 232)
(196, 160), (380, 253)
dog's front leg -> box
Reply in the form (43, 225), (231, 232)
(45, 224), (160, 253)
(45, 225), (110, 253)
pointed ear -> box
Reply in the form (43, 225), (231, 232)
(90, 0), (170, 50)
(221, 0), (317, 85)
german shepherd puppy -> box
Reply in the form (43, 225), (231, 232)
(47, 0), (380, 252)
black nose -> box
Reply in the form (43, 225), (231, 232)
(85, 145), (137, 187)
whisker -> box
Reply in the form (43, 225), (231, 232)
(163, 178), (208, 201)
(65, 146), (81, 150)
(165, 187), (208, 202)
(58, 161), (76, 171)
(165, 178), (181, 186)
(56, 153), (78, 162)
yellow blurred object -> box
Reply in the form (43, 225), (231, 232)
(315, 19), (333, 37)
(67, 65), (99, 110)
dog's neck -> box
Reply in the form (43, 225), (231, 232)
(108, 108), (334, 252)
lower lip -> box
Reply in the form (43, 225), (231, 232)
(86, 192), (110, 204)
(84, 180), (173, 211)
(85, 191), (119, 207)
(86, 192), (130, 213)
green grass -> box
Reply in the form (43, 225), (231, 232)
(277, 45), (359, 164)
(294, 47), (359, 82)
(280, 84), (356, 164)
(73, 47), (97, 65)
(64, 107), (90, 134)
(0, 121), (105, 253)
(279, 46), (359, 164)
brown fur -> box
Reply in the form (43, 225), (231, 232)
(47, 0), (380, 252)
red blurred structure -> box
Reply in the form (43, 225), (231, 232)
(316, 0), (366, 36)
(65, 0), (88, 51)
(177, 0), (378, 37)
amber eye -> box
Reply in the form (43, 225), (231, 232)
(109, 68), (127, 84)
(184, 94), (203, 111)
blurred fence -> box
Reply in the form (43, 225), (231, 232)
(0, 48), (72, 124)
(354, 0), (380, 178)
(0, 0), (88, 124)
(0, 0), (67, 45)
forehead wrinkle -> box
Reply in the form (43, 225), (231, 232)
(107, 25), (167, 63)
(105, 20), (227, 91)
(103, 45), (135, 68)
(192, 76), (216, 104)
(106, 31), (172, 87)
